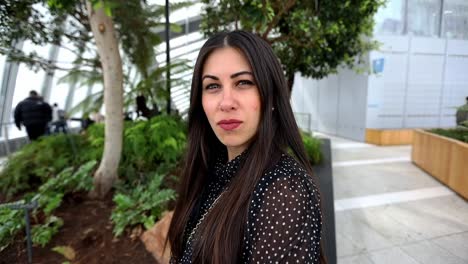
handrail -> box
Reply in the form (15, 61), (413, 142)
(0, 200), (38, 264)
(0, 121), (15, 125)
(294, 112), (312, 133)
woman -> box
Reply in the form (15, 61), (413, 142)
(168, 30), (323, 263)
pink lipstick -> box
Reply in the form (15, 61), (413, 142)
(218, 119), (242, 131)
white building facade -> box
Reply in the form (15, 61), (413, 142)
(291, 0), (468, 142)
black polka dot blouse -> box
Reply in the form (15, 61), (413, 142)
(174, 150), (322, 263)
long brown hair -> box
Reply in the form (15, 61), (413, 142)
(167, 31), (324, 263)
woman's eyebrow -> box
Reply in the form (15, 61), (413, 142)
(202, 74), (219, 81)
(202, 71), (253, 81)
(230, 71), (252, 78)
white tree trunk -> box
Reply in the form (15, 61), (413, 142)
(86, 1), (123, 198)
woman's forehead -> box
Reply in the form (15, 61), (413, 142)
(202, 47), (253, 77)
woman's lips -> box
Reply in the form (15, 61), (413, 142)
(218, 119), (242, 131)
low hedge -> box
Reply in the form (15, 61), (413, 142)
(428, 128), (468, 143)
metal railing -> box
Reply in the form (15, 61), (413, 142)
(294, 112), (312, 133)
(0, 200), (38, 264)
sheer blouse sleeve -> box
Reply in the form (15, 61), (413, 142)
(243, 164), (322, 264)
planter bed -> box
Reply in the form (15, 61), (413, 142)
(412, 129), (468, 199)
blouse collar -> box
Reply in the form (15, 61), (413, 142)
(212, 148), (249, 182)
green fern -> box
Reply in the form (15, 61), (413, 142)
(301, 132), (322, 165)
(111, 172), (176, 236)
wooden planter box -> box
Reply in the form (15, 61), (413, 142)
(412, 129), (468, 199)
(365, 128), (414, 146)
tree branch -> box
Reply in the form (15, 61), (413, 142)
(261, 0), (296, 39)
(269, 35), (289, 44)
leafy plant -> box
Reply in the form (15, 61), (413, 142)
(52, 245), (76, 261)
(0, 161), (97, 250)
(37, 160), (96, 195)
(31, 216), (64, 247)
(301, 132), (322, 165)
(457, 104), (468, 112)
(0, 134), (92, 198)
(1, 115), (185, 249)
(461, 120), (468, 129)
(119, 115), (187, 184)
(429, 128), (468, 143)
(0, 208), (24, 251)
(31, 160), (96, 247)
(111, 172), (176, 236)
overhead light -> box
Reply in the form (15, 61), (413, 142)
(444, 10), (453, 14)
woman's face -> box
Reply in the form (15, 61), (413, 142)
(201, 47), (261, 160)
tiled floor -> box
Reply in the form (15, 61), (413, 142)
(324, 134), (468, 264)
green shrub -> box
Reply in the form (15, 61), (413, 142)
(31, 160), (96, 247)
(461, 120), (468, 129)
(429, 128), (468, 143)
(82, 123), (105, 162)
(31, 216), (64, 247)
(301, 132), (322, 165)
(0, 115), (187, 198)
(0, 208), (23, 251)
(0, 161), (97, 250)
(111, 172), (176, 236)
(457, 104), (468, 112)
(119, 115), (186, 185)
(0, 114), (186, 250)
(0, 134), (92, 198)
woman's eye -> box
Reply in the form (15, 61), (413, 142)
(237, 80), (254, 87)
(205, 83), (220, 90)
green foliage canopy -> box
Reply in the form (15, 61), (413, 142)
(0, 0), (192, 114)
(200, 0), (385, 85)
(429, 128), (468, 143)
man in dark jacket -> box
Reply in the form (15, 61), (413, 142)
(14, 90), (52, 140)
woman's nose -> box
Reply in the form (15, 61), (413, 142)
(219, 87), (237, 111)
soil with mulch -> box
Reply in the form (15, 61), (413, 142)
(0, 192), (157, 264)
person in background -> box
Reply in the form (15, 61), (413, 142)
(14, 90), (52, 140)
(136, 94), (159, 120)
(50, 103), (68, 133)
(455, 96), (468, 126)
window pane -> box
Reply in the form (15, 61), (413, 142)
(12, 41), (50, 109)
(374, 0), (406, 35)
(443, 0), (468, 39)
(0, 55), (5, 87)
(49, 40), (78, 112)
(407, 0), (442, 37)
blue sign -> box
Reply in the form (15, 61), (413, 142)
(372, 58), (385, 74)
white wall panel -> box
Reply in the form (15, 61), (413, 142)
(367, 51), (407, 128)
(291, 73), (304, 113)
(445, 56), (468, 83)
(408, 55), (444, 84)
(292, 69), (368, 141)
(291, 35), (468, 141)
(367, 36), (467, 129)
(336, 68), (368, 141)
(405, 54), (444, 127)
(291, 74), (320, 132)
(303, 78), (320, 131)
(447, 39), (468, 55)
(317, 76), (339, 135)
(411, 37), (445, 54)
(374, 35), (409, 52)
